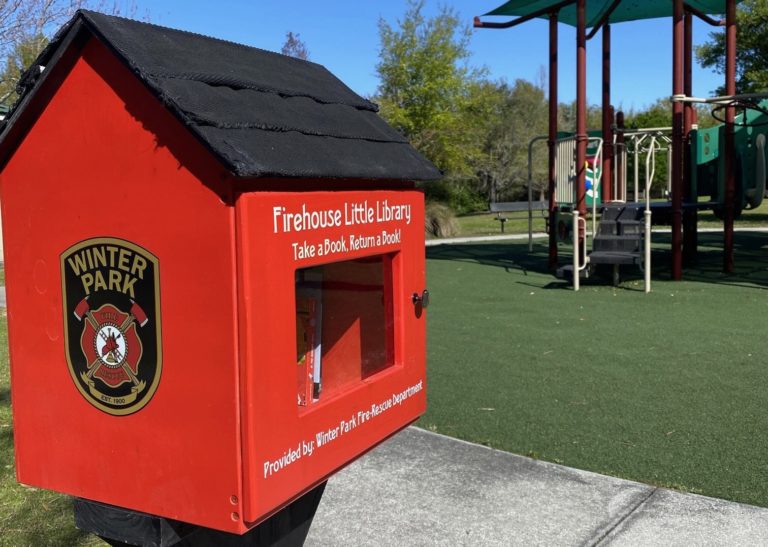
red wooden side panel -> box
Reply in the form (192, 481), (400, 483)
(0, 38), (245, 532)
(236, 190), (427, 525)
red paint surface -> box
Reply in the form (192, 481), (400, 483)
(0, 35), (426, 533)
(601, 24), (613, 203)
(723, 0), (737, 273)
(576, 0), (588, 217)
(671, 0), (684, 280)
(236, 190), (426, 525)
(548, 11), (559, 270)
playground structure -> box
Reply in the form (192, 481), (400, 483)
(536, 100), (768, 290)
(475, 0), (762, 289)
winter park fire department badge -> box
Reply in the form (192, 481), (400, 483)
(61, 238), (161, 415)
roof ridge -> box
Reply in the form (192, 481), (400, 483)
(0, 10), (440, 181)
(151, 73), (378, 112)
(78, 9), (330, 71)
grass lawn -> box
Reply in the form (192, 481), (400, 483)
(454, 211), (548, 238)
(420, 231), (768, 506)
(0, 311), (103, 546)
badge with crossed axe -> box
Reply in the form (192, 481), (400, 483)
(73, 297), (148, 387)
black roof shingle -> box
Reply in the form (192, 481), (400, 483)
(3, 10), (441, 181)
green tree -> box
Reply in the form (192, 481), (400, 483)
(473, 79), (549, 202)
(697, 0), (768, 94)
(557, 100), (602, 133)
(0, 35), (48, 107)
(0, 1), (143, 109)
(623, 99), (672, 197)
(375, 0), (485, 183)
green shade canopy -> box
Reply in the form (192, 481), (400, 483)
(484, 0), (742, 27)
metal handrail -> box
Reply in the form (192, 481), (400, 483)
(613, 137), (627, 203)
(527, 135), (549, 251)
(672, 92), (768, 105)
(621, 126), (673, 136)
(620, 128), (672, 202)
(590, 139), (603, 239)
(572, 211), (588, 291)
(643, 136), (655, 294)
(645, 136), (657, 197)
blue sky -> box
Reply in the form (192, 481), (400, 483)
(123, 1), (728, 112)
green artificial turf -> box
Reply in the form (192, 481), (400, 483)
(420, 231), (768, 506)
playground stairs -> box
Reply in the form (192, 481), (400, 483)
(589, 204), (644, 266)
(557, 204), (644, 282)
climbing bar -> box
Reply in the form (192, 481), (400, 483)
(671, 92), (768, 105)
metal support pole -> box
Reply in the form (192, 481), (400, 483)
(575, 0), (587, 266)
(671, 0), (684, 280)
(548, 11), (559, 270)
(608, 105), (616, 197)
(602, 24), (613, 203)
(645, 209), (652, 293)
(683, 11), (698, 264)
(644, 140), (654, 293)
(668, 146), (673, 197)
(724, 0), (736, 273)
(576, 0), (587, 220)
(573, 211), (580, 291)
(616, 111), (625, 201)
(528, 135), (548, 252)
(633, 137), (639, 201)
(527, 144), (533, 250)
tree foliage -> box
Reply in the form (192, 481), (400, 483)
(557, 100), (601, 133)
(375, 0), (484, 180)
(472, 79), (549, 202)
(0, 1), (142, 108)
(281, 31), (309, 60)
(697, 0), (768, 94)
(370, 1), (740, 213)
(0, 34), (48, 106)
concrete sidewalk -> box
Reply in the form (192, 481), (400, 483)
(306, 427), (768, 546)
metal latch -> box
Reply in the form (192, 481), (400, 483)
(412, 290), (430, 309)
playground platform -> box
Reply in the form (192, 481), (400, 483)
(306, 427), (768, 546)
(606, 199), (726, 224)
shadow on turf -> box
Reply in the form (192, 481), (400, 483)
(427, 243), (549, 274)
(700, 212), (768, 225)
(654, 232), (768, 289)
(427, 232), (768, 289)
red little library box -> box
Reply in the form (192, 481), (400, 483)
(0, 11), (439, 538)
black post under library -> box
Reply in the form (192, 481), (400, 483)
(74, 482), (327, 547)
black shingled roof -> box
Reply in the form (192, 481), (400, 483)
(3, 10), (441, 181)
